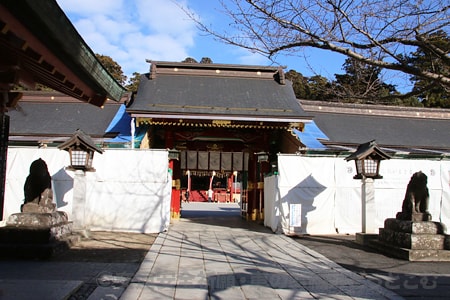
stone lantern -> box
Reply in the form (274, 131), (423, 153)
(58, 129), (103, 172)
(345, 140), (390, 180)
(255, 151), (269, 163)
(58, 129), (103, 234)
(168, 148), (180, 161)
(345, 140), (390, 243)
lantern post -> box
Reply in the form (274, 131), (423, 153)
(345, 140), (390, 243)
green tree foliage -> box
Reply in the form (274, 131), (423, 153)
(333, 58), (397, 103)
(182, 57), (198, 63)
(96, 54), (127, 85)
(285, 71), (334, 101)
(182, 57), (214, 64)
(125, 72), (141, 92)
(307, 75), (334, 101)
(408, 31), (450, 108)
(284, 60), (421, 106)
(285, 70), (309, 99)
(200, 57), (213, 64)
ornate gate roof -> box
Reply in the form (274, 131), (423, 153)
(127, 61), (312, 129)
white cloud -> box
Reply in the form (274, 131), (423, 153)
(58, 0), (290, 81)
(135, 0), (195, 38)
(57, 0), (125, 17)
(121, 32), (190, 73)
(236, 51), (271, 66)
(57, 0), (199, 81)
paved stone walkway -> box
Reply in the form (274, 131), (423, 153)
(121, 203), (402, 299)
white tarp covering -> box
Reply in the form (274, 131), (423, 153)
(265, 155), (450, 235)
(4, 148), (171, 233)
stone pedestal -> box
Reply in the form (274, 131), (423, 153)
(0, 211), (79, 259)
(371, 217), (450, 261)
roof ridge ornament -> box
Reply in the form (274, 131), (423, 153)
(274, 67), (286, 85)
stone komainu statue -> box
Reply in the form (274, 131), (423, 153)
(21, 158), (55, 213)
(396, 171), (430, 221)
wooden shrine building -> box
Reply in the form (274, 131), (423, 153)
(0, 0), (125, 220)
(127, 61), (312, 220)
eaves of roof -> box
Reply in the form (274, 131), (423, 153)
(0, 0), (125, 106)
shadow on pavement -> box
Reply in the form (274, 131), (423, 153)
(180, 203), (269, 232)
(181, 203), (450, 299)
(294, 235), (450, 299)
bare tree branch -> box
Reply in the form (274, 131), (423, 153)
(183, 0), (450, 89)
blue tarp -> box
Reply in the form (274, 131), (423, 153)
(293, 121), (329, 149)
(105, 104), (145, 146)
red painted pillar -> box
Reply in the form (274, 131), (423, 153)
(169, 159), (181, 219)
(227, 175), (232, 202)
(166, 130), (181, 220)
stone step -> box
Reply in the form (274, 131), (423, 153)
(370, 240), (450, 261)
(379, 228), (447, 250)
(384, 218), (445, 234)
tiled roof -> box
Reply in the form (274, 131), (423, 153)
(127, 62), (312, 124)
(300, 100), (450, 155)
(7, 91), (122, 143)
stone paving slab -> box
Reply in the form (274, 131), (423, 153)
(121, 204), (403, 300)
(5, 203), (445, 299)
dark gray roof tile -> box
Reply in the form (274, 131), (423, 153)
(8, 102), (118, 138)
(128, 63), (311, 122)
(312, 112), (450, 150)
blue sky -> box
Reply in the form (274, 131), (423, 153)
(57, 0), (350, 83)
